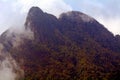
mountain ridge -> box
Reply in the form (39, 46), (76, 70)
(0, 6), (120, 80)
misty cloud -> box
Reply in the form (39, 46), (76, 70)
(0, 27), (33, 80)
(0, 25), (34, 80)
(0, 54), (24, 80)
(0, 59), (17, 80)
(0, 0), (72, 35)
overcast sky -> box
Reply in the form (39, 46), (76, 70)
(0, 0), (120, 35)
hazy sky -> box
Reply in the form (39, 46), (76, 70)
(0, 0), (120, 35)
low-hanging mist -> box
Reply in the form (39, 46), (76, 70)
(0, 23), (34, 80)
(0, 0), (72, 35)
(0, 56), (23, 80)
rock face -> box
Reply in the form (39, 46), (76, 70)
(0, 7), (120, 80)
(25, 7), (60, 43)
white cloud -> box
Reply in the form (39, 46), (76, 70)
(17, 0), (72, 16)
(0, 0), (72, 34)
(0, 58), (17, 80)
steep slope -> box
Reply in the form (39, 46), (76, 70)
(25, 7), (62, 44)
(0, 7), (120, 80)
(59, 11), (120, 53)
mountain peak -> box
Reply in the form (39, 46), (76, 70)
(24, 7), (60, 42)
(59, 11), (94, 23)
(25, 7), (45, 30)
(28, 6), (43, 16)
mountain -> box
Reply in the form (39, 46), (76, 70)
(0, 7), (120, 80)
